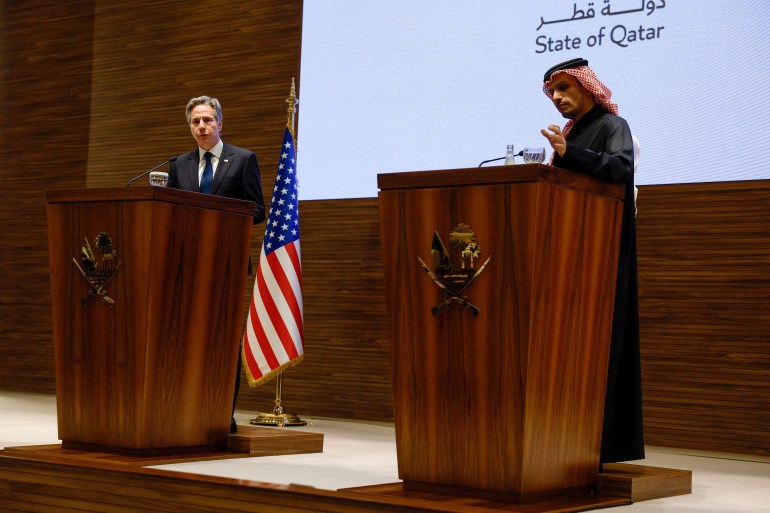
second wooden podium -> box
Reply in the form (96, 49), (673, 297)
(46, 187), (254, 455)
(378, 164), (625, 502)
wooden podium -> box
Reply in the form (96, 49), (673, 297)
(378, 164), (625, 502)
(46, 187), (254, 455)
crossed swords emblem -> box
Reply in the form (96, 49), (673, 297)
(72, 233), (122, 306)
(72, 258), (122, 305)
(417, 224), (491, 316)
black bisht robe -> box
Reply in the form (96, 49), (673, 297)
(552, 105), (645, 463)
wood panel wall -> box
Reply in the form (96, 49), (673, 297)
(1, 1), (769, 457)
(0, 0), (302, 393)
(636, 181), (770, 456)
(255, 198), (392, 421)
(0, 0), (96, 393)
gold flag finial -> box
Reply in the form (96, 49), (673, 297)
(286, 78), (298, 139)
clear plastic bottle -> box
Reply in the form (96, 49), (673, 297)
(504, 144), (516, 165)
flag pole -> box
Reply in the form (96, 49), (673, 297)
(249, 79), (306, 427)
(249, 370), (306, 427)
(287, 77), (298, 139)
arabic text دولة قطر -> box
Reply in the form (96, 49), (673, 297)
(535, 0), (666, 53)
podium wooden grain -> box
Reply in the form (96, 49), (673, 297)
(378, 164), (625, 502)
(46, 187), (254, 455)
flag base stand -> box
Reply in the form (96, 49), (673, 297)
(248, 406), (307, 427)
(248, 371), (307, 427)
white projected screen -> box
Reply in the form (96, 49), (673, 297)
(298, 1), (770, 199)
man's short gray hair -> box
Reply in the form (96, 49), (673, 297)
(185, 96), (223, 124)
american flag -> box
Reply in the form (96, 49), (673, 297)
(242, 127), (304, 386)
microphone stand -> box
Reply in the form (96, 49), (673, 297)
(478, 151), (522, 167)
(127, 157), (176, 186)
(478, 156), (505, 167)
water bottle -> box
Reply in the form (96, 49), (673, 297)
(504, 144), (516, 165)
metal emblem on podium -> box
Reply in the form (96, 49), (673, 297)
(417, 223), (491, 316)
(72, 232), (122, 306)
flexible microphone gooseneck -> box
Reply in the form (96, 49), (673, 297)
(127, 157), (177, 186)
(478, 151), (522, 167)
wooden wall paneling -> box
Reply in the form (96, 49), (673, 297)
(636, 181), (770, 456)
(0, 0), (96, 393)
(236, 198), (394, 422)
(85, 1), (303, 190)
(0, 1), (303, 393)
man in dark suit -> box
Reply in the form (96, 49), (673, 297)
(168, 95), (265, 222)
(168, 95), (266, 433)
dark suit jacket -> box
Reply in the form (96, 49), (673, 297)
(167, 142), (265, 224)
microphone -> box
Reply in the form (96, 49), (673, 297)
(478, 151), (522, 167)
(127, 157), (177, 186)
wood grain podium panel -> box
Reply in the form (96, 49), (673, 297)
(379, 165), (624, 500)
(46, 187), (253, 453)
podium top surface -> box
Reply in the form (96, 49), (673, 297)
(377, 164), (625, 200)
(46, 186), (256, 217)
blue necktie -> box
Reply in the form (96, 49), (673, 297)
(200, 151), (213, 193)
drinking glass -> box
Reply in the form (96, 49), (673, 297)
(522, 147), (546, 164)
(149, 171), (168, 187)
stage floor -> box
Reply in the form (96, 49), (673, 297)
(2, 391), (769, 512)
